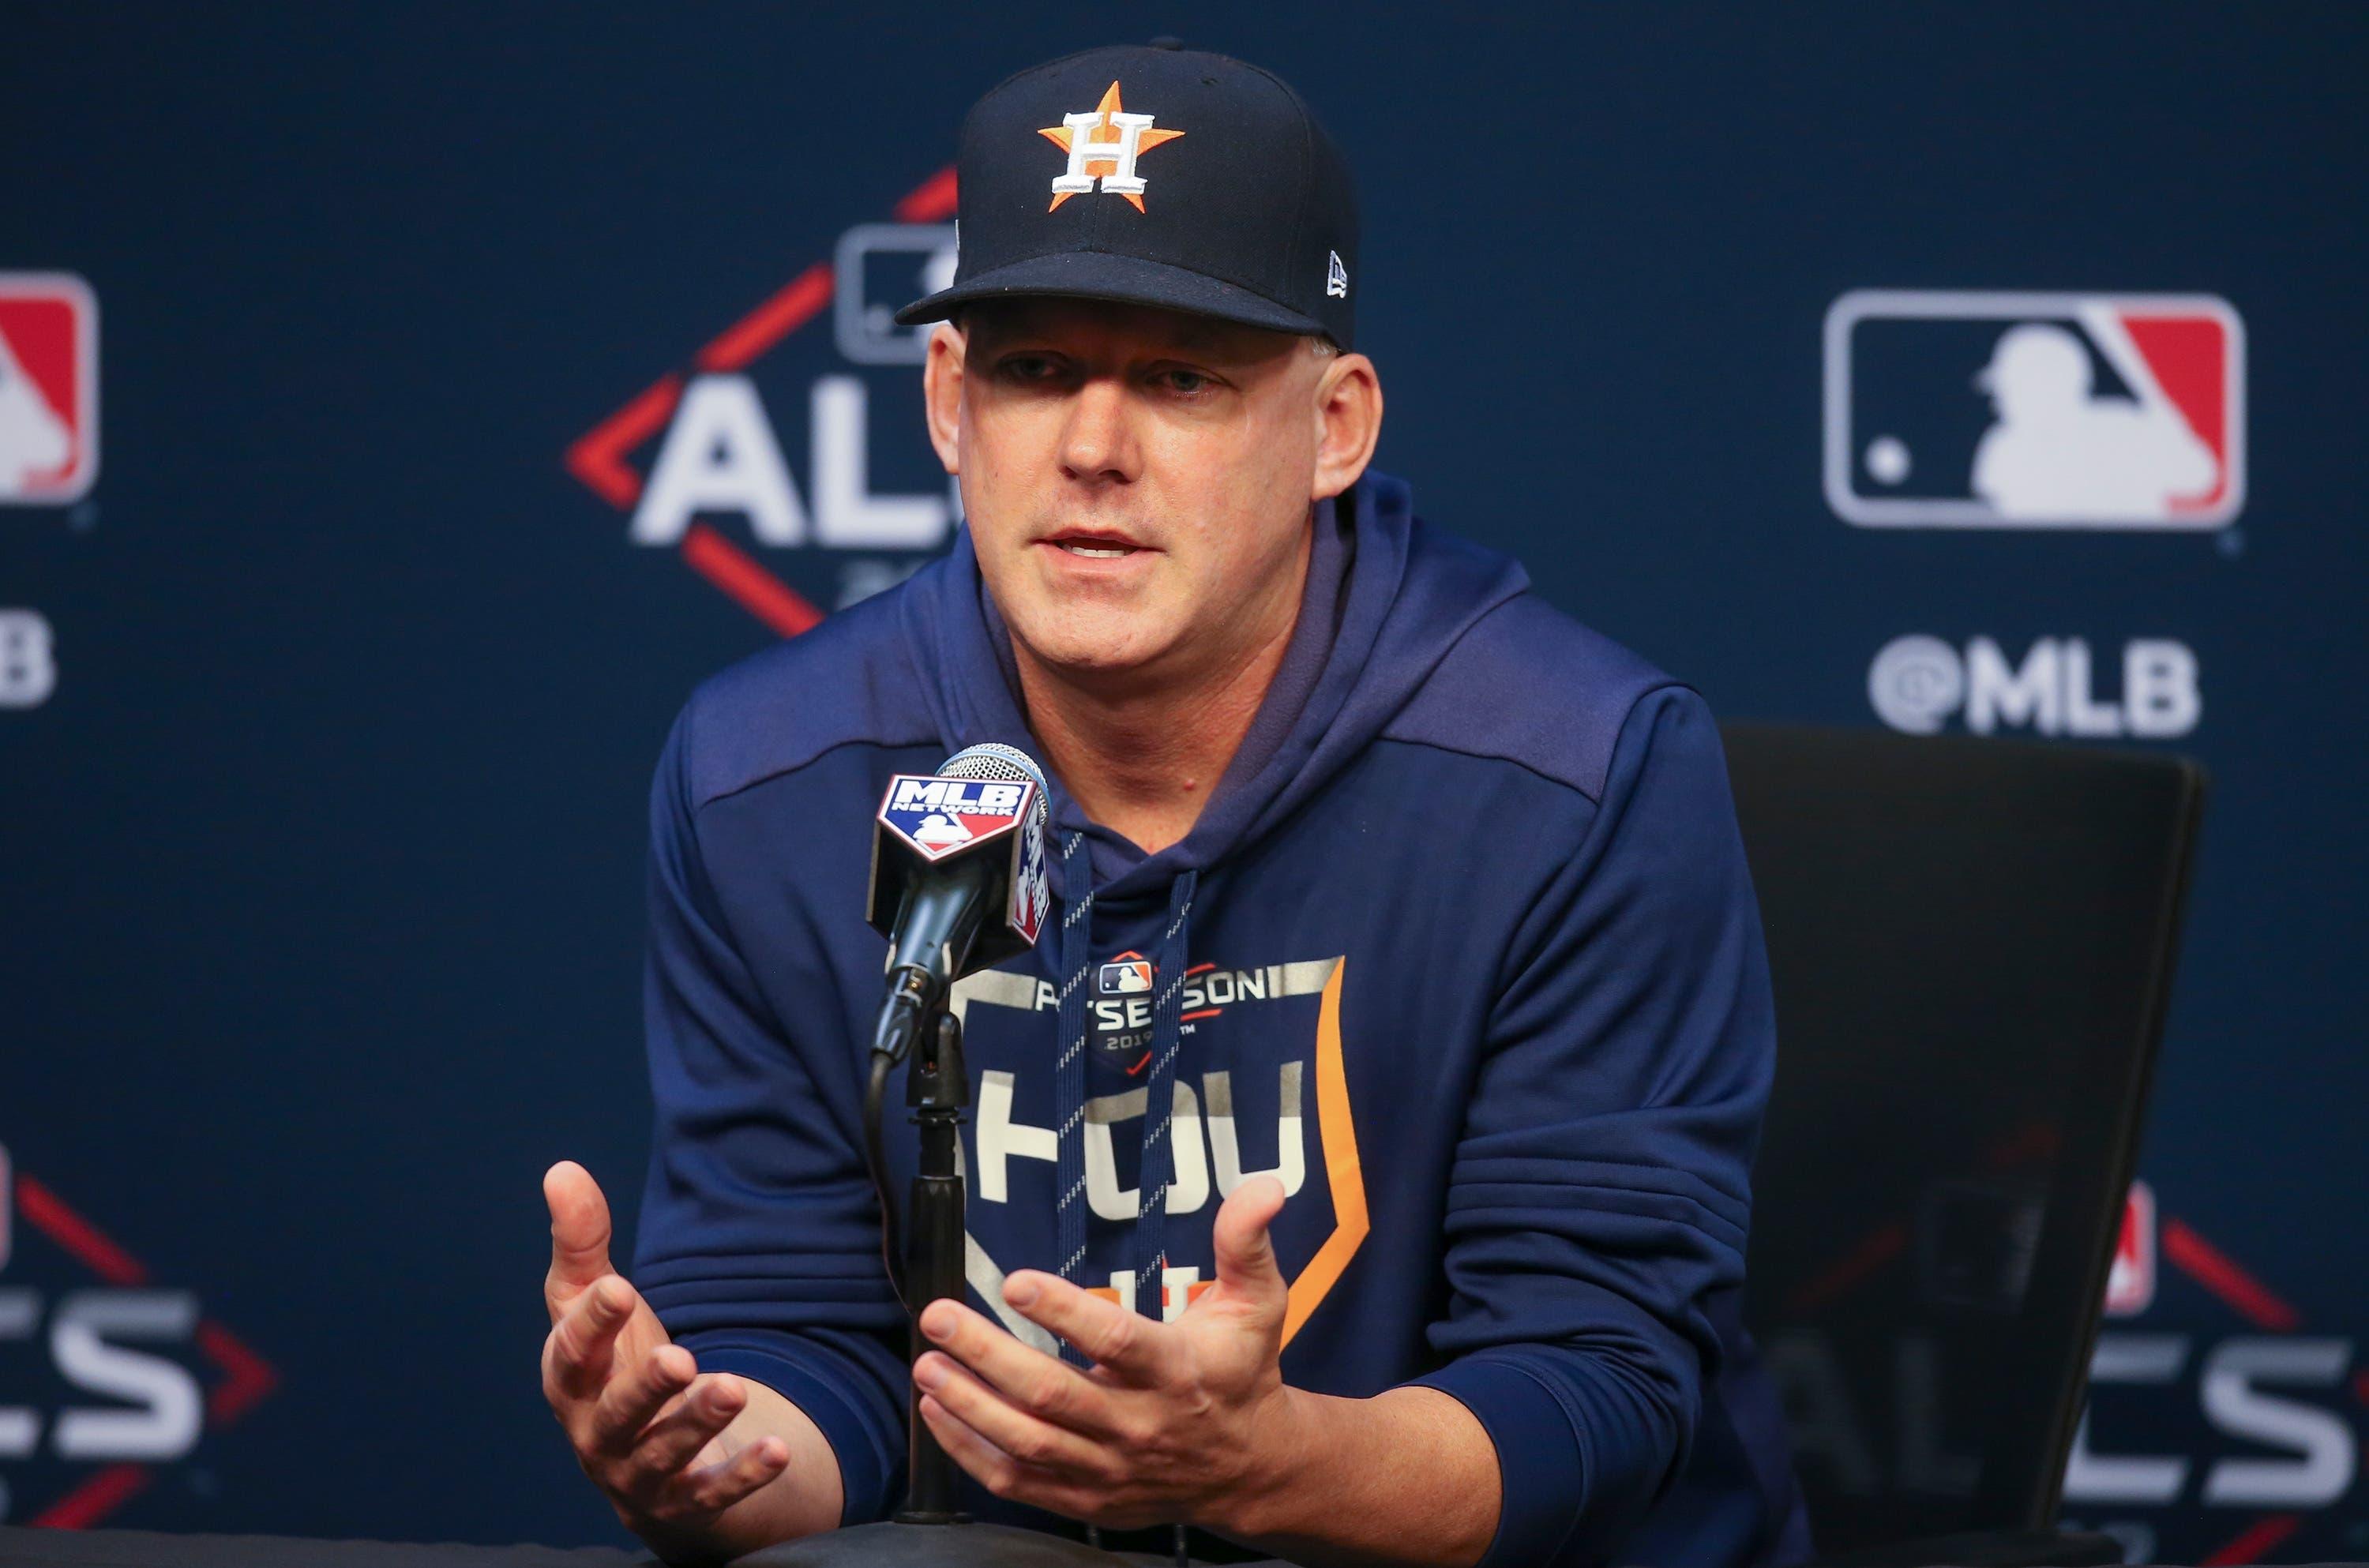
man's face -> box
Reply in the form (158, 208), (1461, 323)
(923, 298), (1372, 688)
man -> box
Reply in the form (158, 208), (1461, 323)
(541, 40), (1808, 1568)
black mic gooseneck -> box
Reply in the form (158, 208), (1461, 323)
(873, 849), (997, 1064)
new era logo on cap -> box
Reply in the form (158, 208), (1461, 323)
(898, 41), (1361, 349)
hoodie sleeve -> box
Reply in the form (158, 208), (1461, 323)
(1408, 685), (1772, 1566)
(628, 703), (907, 1525)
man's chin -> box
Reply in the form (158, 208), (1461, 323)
(1007, 608), (1177, 684)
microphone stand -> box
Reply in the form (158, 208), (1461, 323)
(897, 1009), (968, 1525)
(819, 760), (1138, 1563)
(818, 1007), (1119, 1565)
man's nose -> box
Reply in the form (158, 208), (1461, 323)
(1057, 377), (1141, 484)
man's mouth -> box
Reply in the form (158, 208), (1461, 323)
(1043, 528), (1148, 559)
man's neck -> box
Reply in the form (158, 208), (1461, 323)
(1012, 531), (1312, 859)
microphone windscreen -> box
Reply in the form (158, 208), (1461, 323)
(938, 743), (1050, 835)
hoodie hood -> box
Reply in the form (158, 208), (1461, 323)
(898, 468), (1532, 1353)
(898, 468), (1531, 898)
(898, 467), (1530, 1345)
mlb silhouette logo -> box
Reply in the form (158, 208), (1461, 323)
(2103, 1180), (2156, 1318)
(1823, 290), (2243, 529)
(833, 223), (957, 366)
(0, 273), (99, 505)
(1098, 958), (1154, 995)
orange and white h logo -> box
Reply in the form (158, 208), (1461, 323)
(1040, 81), (1184, 212)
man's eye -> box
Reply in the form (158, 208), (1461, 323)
(1158, 369), (1212, 396)
(1001, 355), (1059, 381)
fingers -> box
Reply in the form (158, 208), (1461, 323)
(546, 1274), (636, 1401)
(659, 1433), (792, 1516)
(914, 1349), (1118, 1478)
(1208, 1174), (1290, 1312)
(588, 1366), (784, 1521)
(918, 1393), (1065, 1509)
(920, 1396), (1158, 1531)
(544, 1161), (614, 1311)
(626, 1372), (749, 1480)
(589, 1341), (697, 1451)
(920, 1298), (1131, 1430)
(985, 1276), (1175, 1386)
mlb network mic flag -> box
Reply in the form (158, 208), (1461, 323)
(867, 771), (1051, 960)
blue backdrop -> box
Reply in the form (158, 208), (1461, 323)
(2, 4), (2362, 1562)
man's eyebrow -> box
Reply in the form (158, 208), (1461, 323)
(1165, 318), (1223, 350)
(962, 308), (1258, 357)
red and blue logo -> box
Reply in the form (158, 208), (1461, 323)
(0, 273), (99, 507)
(1824, 290), (2243, 530)
(876, 773), (1035, 864)
(1098, 958), (1154, 995)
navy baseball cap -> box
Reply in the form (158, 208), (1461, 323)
(895, 41), (1360, 349)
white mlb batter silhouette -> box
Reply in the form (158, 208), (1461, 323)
(1970, 323), (2216, 520)
(0, 328), (71, 496)
(910, 812), (973, 848)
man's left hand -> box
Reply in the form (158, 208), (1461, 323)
(912, 1173), (1302, 1536)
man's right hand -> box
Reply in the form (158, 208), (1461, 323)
(543, 1161), (835, 1555)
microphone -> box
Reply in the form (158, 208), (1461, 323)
(866, 742), (1052, 1063)
(862, 743), (1053, 1527)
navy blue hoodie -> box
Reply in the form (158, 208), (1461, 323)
(631, 471), (1811, 1566)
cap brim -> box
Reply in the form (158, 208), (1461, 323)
(894, 250), (1327, 339)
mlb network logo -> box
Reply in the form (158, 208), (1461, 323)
(0, 273), (99, 505)
(876, 774), (1034, 863)
(1824, 290), (2243, 529)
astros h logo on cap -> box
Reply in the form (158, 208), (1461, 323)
(1041, 81), (1185, 212)
(895, 39), (1361, 350)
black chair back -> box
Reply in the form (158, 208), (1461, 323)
(1721, 723), (2205, 1557)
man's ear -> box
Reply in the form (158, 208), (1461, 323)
(1310, 351), (1383, 502)
(922, 321), (966, 475)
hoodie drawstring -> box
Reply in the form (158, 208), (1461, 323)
(1132, 868), (1197, 1316)
(1053, 836), (1201, 1322)
(1053, 833), (1097, 1316)
(1053, 844), (1199, 1565)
